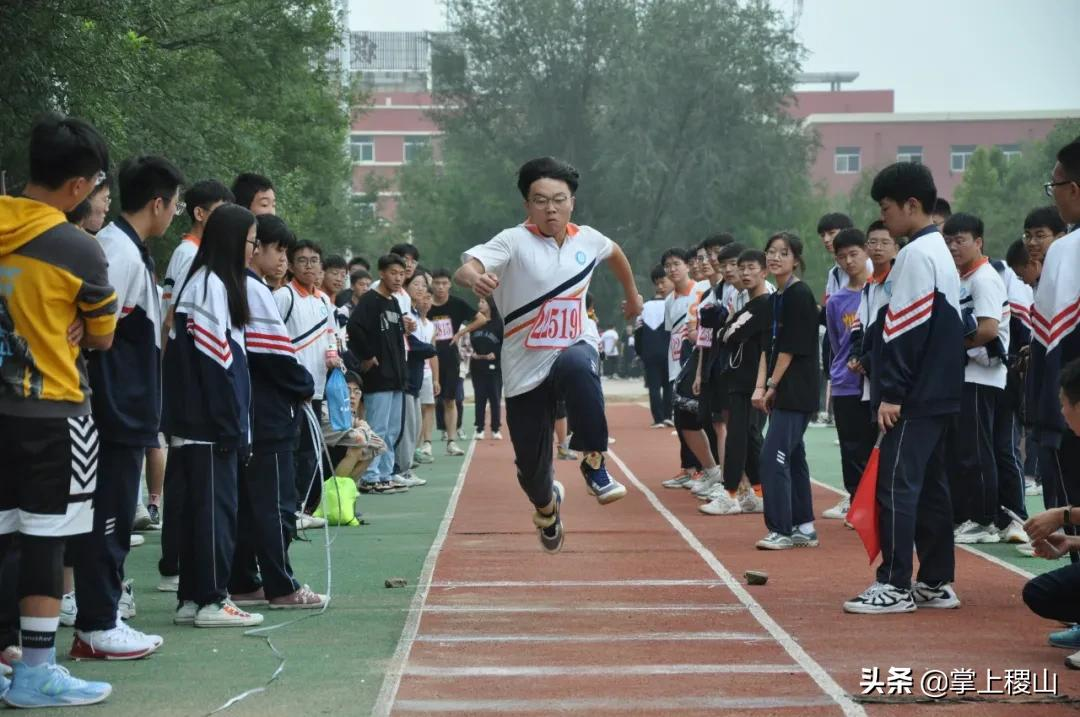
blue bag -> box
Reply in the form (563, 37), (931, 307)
(325, 367), (353, 432)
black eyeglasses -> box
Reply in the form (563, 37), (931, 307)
(1045, 179), (1075, 197)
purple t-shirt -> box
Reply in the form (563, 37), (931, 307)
(825, 285), (863, 397)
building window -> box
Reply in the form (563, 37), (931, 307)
(403, 137), (430, 163)
(950, 145), (976, 172)
(998, 143), (1022, 163)
(350, 134), (374, 163)
(897, 145), (923, 164)
(834, 146), (860, 174)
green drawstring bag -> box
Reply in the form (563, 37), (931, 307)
(313, 476), (360, 526)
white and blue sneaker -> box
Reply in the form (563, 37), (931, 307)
(3, 661), (111, 708)
(533, 480), (565, 554)
(581, 455), (627, 505)
(843, 582), (916, 614)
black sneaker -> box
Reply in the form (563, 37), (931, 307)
(147, 504), (161, 527)
(532, 481), (565, 554)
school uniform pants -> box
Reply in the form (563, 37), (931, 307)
(168, 444), (241, 607)
(722, 393), (763, 492)
(1024, 561), (1080, 624)
(642, 358), (671, 424)
(396, 394), (421, 473)
(876, 414), (954, 591)
(295, 399), (324, 513)
(994, 392), (1027, 528)
(758, 410), (814, 536)
(1036, 431), (1080, 561)
(832, 395), (876, 498)
(948, 383), (1000, 527)
(471, 364), (502, 432)
(228, 447), (300, 600)
(506, 342), (607, 509)
(68, 441), (144, 632)
(362, 391), (404, 484)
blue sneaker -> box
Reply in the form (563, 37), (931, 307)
(532, 481), (564, 554)
(581, 455), (627, 505)
(4, 661), (111, 708)
(1049, 624), (1080, 649)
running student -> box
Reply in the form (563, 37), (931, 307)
(455, 156), (642, 552)
(844, 162), (964, 615)
(0, 114), (114, 707)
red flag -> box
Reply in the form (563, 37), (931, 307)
(847, 438), (883, 563)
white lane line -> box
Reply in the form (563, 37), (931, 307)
(609, 451), (867, 717)
(395, 696), (837, 712)
(414, 631), (768, 643)
(808, 477), (1038, 580)
(429, 578), (725, 588)
(372, 441), (477, 717)
(423, 603), (745, 613)
(404, 663), (802, 677)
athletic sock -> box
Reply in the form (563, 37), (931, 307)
(149, 493), (161, 507)
(797, 522), (815, 535)
(583, 451), (603, 470)
(20, 616), (59, 667)
(727, 490), (738, 499)
(753, 485), (763, 497)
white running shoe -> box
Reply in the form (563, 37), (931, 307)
(954, 522), (1001, 544)
(691, 469), (723, 497)
(1000, 520), (1028, 544)
(173, 601), (197, 625)
(70, 623), (160, 661)
(911, 581), (961, 609)
(492, 431), (503, 440)
(738, 491), (764, 513)
(475, 430), (487, 440)
(699, 493), (742, 515)
(661, 472), (693, 489)
(1016, 542), (1037, 557)
(420, 441), (433, 457)
(1025, 477), (1043, 496)
(119, 579), (135, 620)
(132, 502), (153, 532)
(60, 592), (77, 627)
(843, 582), (916, 614)
(296, 512), (327, 530)
(401, 473), (427, 487)
(129, 534), (145, 548)
(446, 441), (465, 456)
(157, 575), (179, 592)
(194, 600), (264, 628)
(822, 497), (850, 520)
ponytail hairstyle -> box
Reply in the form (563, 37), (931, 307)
(764, 231), (806, 275)
(189, 203), (254, 327)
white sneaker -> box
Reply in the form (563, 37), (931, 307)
(475, 430), (487, 440)
(492, 431), (503, 440)
(911, 581), (961, 609)
(1016, 542), (1037, 557)
(157, 575), (179, 592)
(843, 582), (916, 614)
(194, 600), (264, 628)
(691, 469), (723, 497)
(129, 534), (145, 548)
(822, 497), (850, 520)
(401, 474), (427, 487)
(738, 490), (764, 513)
(119, 579), (135, 620)
(1025, 477), (1043, 496)
(699, 484), (724, 501)
(132, 502), (153, 531)
(662, 472), (693, 489)
(446, 441), (465, 456)
(174, 601), (198, 625)
(296, 512), (327, 530)
(699, 493), (742, 516)
(1000, 520), (1028, 544)
(420, 441), (433, 457)
(70, 623), (160, 660)
(60, 592), (77, 627)
(954, 521), (1001, 544)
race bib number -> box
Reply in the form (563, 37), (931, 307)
(525, 297), (583, 350)
(434, 317), (454, 341)
(670, 330), (683, 361)
(696, 328), (712, 348)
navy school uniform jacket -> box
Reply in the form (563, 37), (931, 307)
(88, 217), (162, 446)
(634, 298), (669, 363)
(245, 272), (314, 450)
(871, 225), (964, 418)
(162, 267), (250, 449)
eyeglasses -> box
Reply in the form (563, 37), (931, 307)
(1045, 179), (1075, 197)
(246, 239), (258, 248)
(174, 201), (187, 217)
(765, 249), (790, 258)
(529, 193), (571, 209)
(294, 257), (321, 267)
(866, 238), (895, 247)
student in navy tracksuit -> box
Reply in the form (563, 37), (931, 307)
(162, 204), (263, 628)
(844, 162), (965, 615)
(635, 265), (673, 426)
(69, 156), (183, 660)
(227, 214), (327, 610)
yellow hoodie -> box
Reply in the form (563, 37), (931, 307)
(0, 196), (117, 416)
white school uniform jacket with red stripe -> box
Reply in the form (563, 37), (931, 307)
(273, 280), (335, 400)
(1028, 227), (1080, 445)
(161, 233), (199, 314)
(869, 225), (964, 417)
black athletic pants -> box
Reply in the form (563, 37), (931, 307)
(643, 358), (671, 424)
(948, 383), (1000, 527)
(833, 395), (876, 498)
(471, 362), (502, 432)
(295, 399), (323, 514)
(723, 393), (763, 492)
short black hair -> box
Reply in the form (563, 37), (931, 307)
(431, 268), (452, 281)
(932, 198), (952, 218)
(348, 256), (370, 271)
(378, 254), (406, 271)
(738, 249), (767, 268)
(117, 155), (185, 214)
(1061, 357), (1080, 405)
(871, 162), (937, 215)
(1024, 205), (1067, 235)
(288, 238), (322, 264)
(943, 212), (984, 239)
(702, 233), (734, 252)
(717, 242), (745, 263)
(255, 214), (296, 253)
(866, 219), (889, 236)
(649, 264), (666, 283)
(1057, 137), (1080, 181)
(1005, 239), (1030, 268)
(323, 254), (347, 272)
(517, 157), (579, 199)
(349, 268), (371, 285)
(29, 113), (110, 190)
(389, 242), (420, 260)
(184, 180), (235, 222)
(231, 172), (274, 211)
(816, 212), (853, 235)
(660, 247), (691, 266)
(832, 228), (867, 253)
(345, 370), (363, 390)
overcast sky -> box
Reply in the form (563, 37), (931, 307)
(351, 0), (1080, 113)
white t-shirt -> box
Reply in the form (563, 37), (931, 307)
(825, 259), (874, 303)
(664, 282), (697, 382)
(162, 235), (199, 315)
(462, 222), (613, 398)
(415, 315), (436, 377)
(960, 260), (1010, 389)
(600, 328), (620, 356)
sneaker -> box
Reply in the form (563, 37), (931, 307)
(3, 662), (111, 708)
(662, 419), (675, 427)
(173, 601), (197, 626)
(911, 581), (961, 609)
(147, 503), (162, 528)
(682, 471), (702, 489)
(400, 473), (427, 487)
(791, 529), (820, 548)
(119, 579), (135, 620)
(230, 587), (269, 607)
(492, 431), (503, 440)
(129, 534), (145, 548)
(755, 532), (793, 550)
(446, 441), (465, 456)
(581, 456), (627, 505)
(1049, 624), (1080, 649)
(268, 585), (328, 610)
(1000, 520), (1028, 544)
(738, 491), (765, 513)
(650, 422), (665, 429)
(533, 481), (565, 554)
(296, 512), (327, 529)
(1016, 542), (1037, 557)
(70, 624), (160, 661)
(474, 430), (487, 440)
(690, 469), (723, 497)
(389, 476), (412, 491)
(60, 592), (77, 627)
(557, 446), (579, 461)
(420, 441), (433, 457)
(1025, 477), (1043, 496)
(1066, 650), (1080, 670)
(954, 521), (1001, 544)
(132, 502), (153, 531)
(661, 472), (693, 489)
(157, 574), (179, 592)
(822, 497), (850, 520)
(699, 484), (724, 501)
(194, 600), (264, 628)
(373, 481), (406, 495)
(414, 448), (434, 465)
(699, 493), (742, 516)
(843, 582), (916, 614)
(115, 619), (162, 649)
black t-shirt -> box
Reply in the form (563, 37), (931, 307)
(768, 280), (820, 413)
(722, 293), (773, 394)
(430, 295), (476, 364)
(470, 315), (503, 372)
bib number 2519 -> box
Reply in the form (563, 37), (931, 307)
(525, 297), (583, 350)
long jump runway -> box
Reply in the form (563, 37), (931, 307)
(376, 404), (1077, 716)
